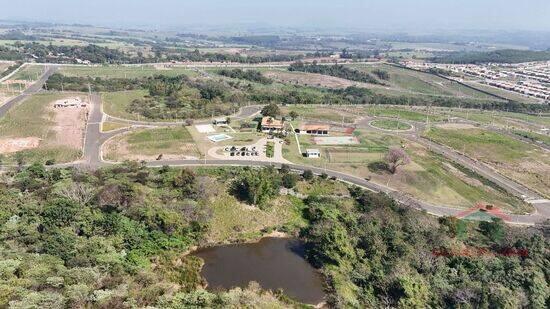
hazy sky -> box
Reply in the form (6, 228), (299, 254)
(2, 0), (550, 32)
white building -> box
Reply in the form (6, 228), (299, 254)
(305, 149), (321, 158)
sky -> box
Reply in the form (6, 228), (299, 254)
(2, 0), (550, 32)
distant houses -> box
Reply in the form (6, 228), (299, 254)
(260, 116), (285, 133)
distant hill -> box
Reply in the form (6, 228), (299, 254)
(432, 49), (550, 64)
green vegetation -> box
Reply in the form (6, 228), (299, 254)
(370, 119), (412, 130)
(0, 62), (21, 79)
(102, 90), (149, 120)
(425, 127), (550, 197)
(289, 62), (382, 84)
(301, 190), (548, 308)
(217, 68), (273, 84)
(433, 49), (550, 64)
(10, 64), (44, 81)
(266, 141), (275, 158)
(59, 65), (197, 79)
(0, 161), (547, 308)
(104, 127), (200, 161)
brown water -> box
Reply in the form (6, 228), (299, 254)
(193, 237), (325, 304)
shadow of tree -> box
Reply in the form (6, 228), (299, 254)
(368, 161), (390, 174)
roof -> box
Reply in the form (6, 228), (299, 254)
(306, 149), (321, 153)
(299, 123), (330, 131)
(261, 117), (284, 129)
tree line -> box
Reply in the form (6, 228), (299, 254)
(289, 61), (384, 84)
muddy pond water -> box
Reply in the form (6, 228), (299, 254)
(192, 237), (325, 304)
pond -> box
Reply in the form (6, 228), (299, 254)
(192, 237), (325, 304)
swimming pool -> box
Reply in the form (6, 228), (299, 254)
(208, 133), (233, 142)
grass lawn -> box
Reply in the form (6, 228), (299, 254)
(102, 90), (149, 120)
(365, 106), (446, 122)
(10, 64), (45, 81)
(0, 93), (82, 164)
(370, 119), (412, 130)
(101, 121), (128, 132)
(104, 126), (200, 161)
(353, 64), (499, 101)
(424, 127), (550, 197)
(205, 192), (307, 243)
(281, 105), (358, 123)
(60, 65), (198, 79)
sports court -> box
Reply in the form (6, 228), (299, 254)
(313, 136), (359, 145)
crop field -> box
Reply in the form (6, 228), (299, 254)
(0, 93), (84, 164)
(102, 90), (149, 120)
(103, 126), (200, 161)
(283, 129), (530, 212)
(59, 65), (198, 79)
(424, 127), (550, 197)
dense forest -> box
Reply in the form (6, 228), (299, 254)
(432, 49), (550, 64)
(0, 163), (547, 308)
(289, 62), (383, 84)
(301, 189), (549, 307)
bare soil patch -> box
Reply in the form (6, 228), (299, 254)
(0, 137), (41, 153)
(49, 99), (88, 150)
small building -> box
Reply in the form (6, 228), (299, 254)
(213, 118), (229, 126)
(296, 123), (330, 135)
(261, 117), (285, 133)
(305, 149), (321, 158)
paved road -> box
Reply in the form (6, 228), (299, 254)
(0, 66), (58, 117)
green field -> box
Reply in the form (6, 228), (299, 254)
(10, 64), (45, 81)
(104, 126), (200, 161)
(283, 129), (529, 212)
(0, 93), (82, 164)
(60, 65), (198, 79)
(102, 90), (149, 120)
(370, 119), (412, 130)
(349, 63), (500, 101)
(425, 127), (550, 197)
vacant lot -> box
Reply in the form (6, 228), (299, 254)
(425, 127), (550, 197)
(281, 105), (358, 123)
(103, 126), (200, 161)
(59, 65), (198, 79)
(0, 93), (85, 164)
(10, 64), (45, 82)
(283, 129), (530, 212)
(351, 63), (499, 100)
(102, 90), (149, 120)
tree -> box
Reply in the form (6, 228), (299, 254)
(302, 169), (314, 181)
(282, 173), (298, 189)
(384, 147), (410, 174)
(288, 111), (298, 120)
(261, 103), (280, 117)
(230, 168), (280, 207)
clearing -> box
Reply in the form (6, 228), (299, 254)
(424, 127), (550, 197)
(102, 90), (149, 121)
(0, 93), (86, 164)
(103, 126), (201, 161)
